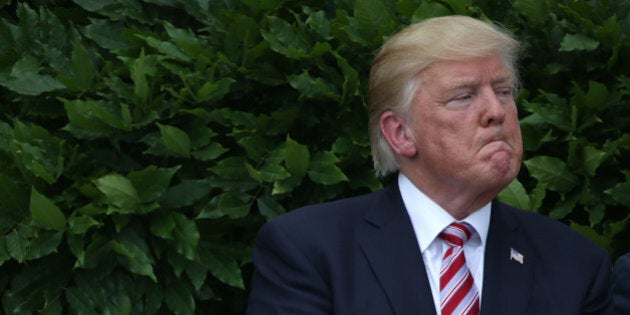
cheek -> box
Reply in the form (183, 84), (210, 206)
(506, 113), (523, 142)
(422, 122), (473, 157)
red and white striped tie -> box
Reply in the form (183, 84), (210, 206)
(439, 222), (480, 315)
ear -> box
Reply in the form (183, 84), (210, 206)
(380, 111), (417, 157)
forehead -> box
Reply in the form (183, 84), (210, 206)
(420, 55), (514, 88)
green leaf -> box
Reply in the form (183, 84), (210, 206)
(208, 157), (248, 179)
(69, 41), (95, 91)
(157, 123), (191, 158)
(184, 108), (256, 128)
(218, 192), (252, 219)
(66, 273), (135, 314)
(529, 182), (548, 212)
(237, 135), (272, 161)
(183, 257), (207, 292)
(333, 51), (360, 100)
(195, 78), (235, 103)
(223, 13), (262, 64)
(608, 216), (629, 238)
(586, 203), (605, 226)
(61, 98), (132, 138)
(497, 179), (531, 210)
(261, 16), (309, 59)
(201, 245), (245, 289)
(30, 187), (66, 232)
(1, 72), (66, 96)
(5, 228), (29, 262)
(304, 7), (332, 40)
(1, 55), (65, 95)
(150, 212), (176, 240)
(128, 51), (157, 103)
(24, 230), (63, 260)
(584, 81), (608, 111)
(11, 140), (63, 184)
(196, 198), (224, 220)
(549, 192), (579, 220)
(65, 279), (100, 312)
(272, 176), (302, 195)
(83, 18), (130, 51)
(161, 179), (211, 209)
(9, 54), (39, 74)
(523, 156), (578, 192)
(513, 0), (551, 27)
(192, 142), (229, 161)
(93, 174), (141, 212)
(110, 239), (157, 282)
(11, 120), (65, 169)
(559, 33), (599, 52)
(128, 165), (180, 203)
(0, 171), (30, 221)
(138, 35), (191, 62)
(68, 214), (102, 234)
(0, 238), (10, 266)
(523, 94), (572, 131)
(443, 0), (473, 14)
(76, 235), (111, 269)
(256, 195), (286, 220)
(15, 2), (37, 49)
(285, 136), (310, 176)
(581, 145), (605, 176)
(288, 71), (339, 100)
(308, 152), (349, 185)
(164, 276), (195, 314)
(0, 121), (12, 154)
(605, 181), (630, 207)
(172, 213), (200, 260)
(73, 0), (119, 11)
(257, 161), (291, 183)
(354, 0), (394, 35)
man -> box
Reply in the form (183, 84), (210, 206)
(246, 15), (613, 315)
(614, 253), (630, 314)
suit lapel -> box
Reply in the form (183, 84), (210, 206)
(480, 201), (535, 315)
(358, 184), (437, 315)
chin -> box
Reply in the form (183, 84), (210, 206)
(491, 158), (517, 176)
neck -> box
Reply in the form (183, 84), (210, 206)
(401, 172), (499, 220)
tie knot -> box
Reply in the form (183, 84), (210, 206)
(439, 222), (474, 247)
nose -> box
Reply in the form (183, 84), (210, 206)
(480, 88), (507, 127)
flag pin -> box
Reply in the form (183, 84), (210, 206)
(510, 248), (524, 264)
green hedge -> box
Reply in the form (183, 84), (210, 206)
(0, 0), (627, 313)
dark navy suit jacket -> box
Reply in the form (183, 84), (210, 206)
(613, 253), (630, 315)
(246, 183), (613, 314)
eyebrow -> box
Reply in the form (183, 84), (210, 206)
(492, 75), (515, 86)
(447, 75), (514, 91)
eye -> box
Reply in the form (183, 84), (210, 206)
(454, 94), (473, 101)
(445, 93), (474, 109)
(495, 88), (514, 100)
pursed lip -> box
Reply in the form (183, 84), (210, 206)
(479, 138), (513, 154)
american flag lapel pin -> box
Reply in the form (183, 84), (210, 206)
(510, 247), (524, 264)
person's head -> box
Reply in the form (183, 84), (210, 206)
(369, 15), (521, 178)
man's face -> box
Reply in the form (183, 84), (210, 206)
(405, 54), (523, 195)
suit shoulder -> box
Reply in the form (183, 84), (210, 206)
(273, 190), (381, 223)
(497, 202), (607, 256)
(257, 188), (387, 242)
(615, 253), (630, 273)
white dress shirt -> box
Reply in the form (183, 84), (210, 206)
(398, 173), (490, 313)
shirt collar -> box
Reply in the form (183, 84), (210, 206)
(398, 173), (491, 252)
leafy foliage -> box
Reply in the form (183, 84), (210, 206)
(0, 0), (627, 313)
